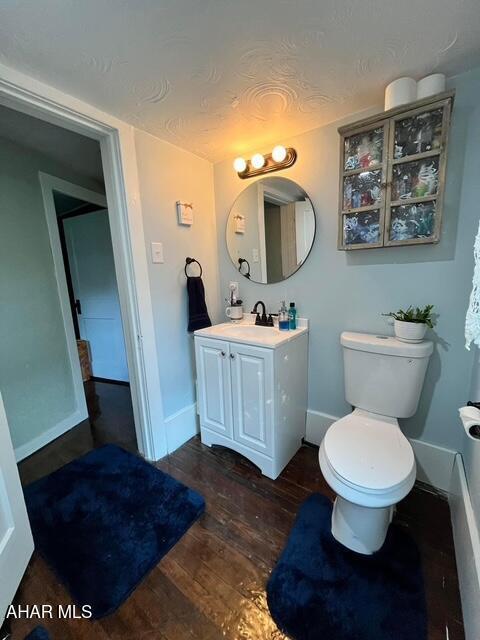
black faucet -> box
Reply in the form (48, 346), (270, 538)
(251, 301), (274, 327)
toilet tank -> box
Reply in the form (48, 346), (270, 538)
(341, 332), (433, 419)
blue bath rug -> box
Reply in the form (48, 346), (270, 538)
(24, 444), (205, 619)
(267, 494), (427, 640)
(24, 627), (50, 640)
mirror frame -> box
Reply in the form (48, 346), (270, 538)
(225, 177), (317, 285)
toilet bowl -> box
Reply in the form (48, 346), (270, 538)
(319, 408), (416, 554)
(319, 331), (433, 555)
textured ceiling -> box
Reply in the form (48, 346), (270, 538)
(0, 0), (479, 162)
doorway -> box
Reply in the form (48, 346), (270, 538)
(0, 101), (139, 467)
(0, 68), (167, 463)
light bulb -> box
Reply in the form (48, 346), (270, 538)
(233, 157), (247, 173)
(251, 153), (265, 169)
(272, 145), (287, 162)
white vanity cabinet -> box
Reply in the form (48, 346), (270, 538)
(194, 325), (308, 479)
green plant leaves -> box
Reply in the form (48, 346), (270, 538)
(382, 304), (435, 328)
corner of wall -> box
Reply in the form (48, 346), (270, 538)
(449, 453), (480, 640)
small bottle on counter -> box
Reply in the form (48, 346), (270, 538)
(289, 302), (297, 330)
(278, 301), (290, 331)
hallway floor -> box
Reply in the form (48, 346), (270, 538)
(18, 380), (137, 487)
(13, 400), (464, 639)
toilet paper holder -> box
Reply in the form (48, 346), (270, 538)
(463, 402), (480, 440)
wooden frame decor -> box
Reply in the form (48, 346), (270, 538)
(338, 90), (454, 250)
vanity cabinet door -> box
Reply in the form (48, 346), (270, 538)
(195, 337), (233, 438)
(230, 344), (274, 455)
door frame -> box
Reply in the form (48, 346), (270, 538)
(40, 176), (114, 418)
(0, 62), (167, 461)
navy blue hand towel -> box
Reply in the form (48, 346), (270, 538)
(187, 276), (211, 332)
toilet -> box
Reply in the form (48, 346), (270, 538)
(319, 331), (433, 555)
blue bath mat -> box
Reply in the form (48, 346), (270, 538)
(24, 444), (205, 619)
(267, 494), (427, 640)
(24, 627), (50, 640)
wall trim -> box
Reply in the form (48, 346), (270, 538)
(14, 410), (84, 462)
(449, 454), (480, 640)
(305, 408), (457, 493)
(39, 173), (105, 432)
(409, 437), (456, 493)
(165, 403), (199, 454)
(305, 408), (337, 445)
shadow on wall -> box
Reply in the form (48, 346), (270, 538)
(404, 336), (445, 440)
(345, 95), (469, 268)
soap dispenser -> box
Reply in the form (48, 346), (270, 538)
(278, 301), (290, 331)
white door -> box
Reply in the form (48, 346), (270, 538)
(230, 344), (274, 454)
(195, 338), (233, 437)
(295, 199), (315, 264)
(280, 203), (297, 278)
(0, 392), (34, 623)
(63, 210), (129, 382)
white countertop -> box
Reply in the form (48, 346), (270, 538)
(194, 316), (308, 349)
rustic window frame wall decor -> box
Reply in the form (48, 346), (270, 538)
(338, 90), (454, 250)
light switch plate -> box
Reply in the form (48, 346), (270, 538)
(252, 248), (259, 263)
(151, 242), (164, 264)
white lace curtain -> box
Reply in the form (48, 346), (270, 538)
(465, 219), (480, 349)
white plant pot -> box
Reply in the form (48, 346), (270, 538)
(394, 320), (427, 343)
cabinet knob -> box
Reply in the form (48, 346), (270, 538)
(230, 353), (235, 359)
(221, 351), (226, 357)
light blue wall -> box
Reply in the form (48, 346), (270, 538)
(467, 349), (480, 530)
(0, 136), (104, 450)
(459, 68), (480, 528)
(214, 66), (480, 453)
(134, 130), (221, 419)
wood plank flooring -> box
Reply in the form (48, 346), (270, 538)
(10, 383), (464, 640)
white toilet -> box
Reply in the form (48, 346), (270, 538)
(319, 331), (433, 555)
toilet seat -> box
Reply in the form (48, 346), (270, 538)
(319, 409), (416, 508)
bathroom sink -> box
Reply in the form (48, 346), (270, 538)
(218, 324), (276, 338)
(194, 320), (308, 349)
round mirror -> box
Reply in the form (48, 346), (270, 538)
(226, 177), (316, 284)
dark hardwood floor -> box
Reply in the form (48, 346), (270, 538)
(18, 380), (137, 487)
(11, 385), (464, 639)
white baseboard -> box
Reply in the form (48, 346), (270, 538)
(409, 437), (456, 493)
(165, 403), (199, 454)
(305, 409), (456, 493)
(14, 408), (86, 462)
(449, 454), (480, 640)
(305, 409), (337, 445)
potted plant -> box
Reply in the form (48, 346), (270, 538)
(383, 305), (435, 343)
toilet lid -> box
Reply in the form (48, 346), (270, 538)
(323, 412), (415, 492)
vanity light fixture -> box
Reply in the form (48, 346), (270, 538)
(233, 145), (297, 179)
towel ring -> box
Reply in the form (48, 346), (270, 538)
(238, 258), (251, 279)
(185, 257), (203, 278)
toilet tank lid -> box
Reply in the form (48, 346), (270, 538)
(341, 331), (433, 358)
